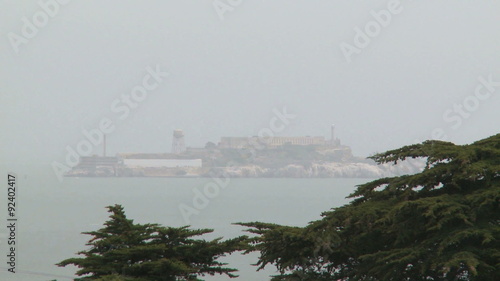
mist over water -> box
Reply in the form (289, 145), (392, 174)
(1, 1), (500, 280)
(0, 172), (369, 281)
(2, 1), (500, 168)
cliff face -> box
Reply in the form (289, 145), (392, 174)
(66, 160), (424, 178)
(206, 160), (425, 178)
(66, 145), (426, 178)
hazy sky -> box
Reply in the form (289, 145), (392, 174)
(2, 0), (500, 170)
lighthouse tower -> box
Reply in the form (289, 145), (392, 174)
(330, 124), (335, 144)
(330, 124), (340, 147)
(171, 129), (186, 154)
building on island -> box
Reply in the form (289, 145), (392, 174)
(171, 129), (186, 154)
(219, 136), (335, 149)
(122, 159), (202, 168)
(219, 124), (342, 149)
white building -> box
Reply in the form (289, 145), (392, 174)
(123, 159), (202, 168)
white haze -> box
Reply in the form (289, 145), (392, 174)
(1, 0), (500, 168)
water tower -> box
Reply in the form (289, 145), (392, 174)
(171, 129), (186, 154)
(330, 124), (335, 144)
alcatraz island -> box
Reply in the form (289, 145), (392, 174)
(65, 126), (422, 178)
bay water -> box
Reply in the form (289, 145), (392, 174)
(0, 168), (371, 281)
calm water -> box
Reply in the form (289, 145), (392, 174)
(0, 169), (371, 281)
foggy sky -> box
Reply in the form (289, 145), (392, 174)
(2, 0), (500, 171)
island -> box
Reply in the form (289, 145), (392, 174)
(65, 129), (423, 178)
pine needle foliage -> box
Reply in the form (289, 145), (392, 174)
(239, 134), (500, 280)
(57, 205), (247, 281)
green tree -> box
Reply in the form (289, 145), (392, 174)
(58, 205), (247, 281)
(239, 134), (500, 280)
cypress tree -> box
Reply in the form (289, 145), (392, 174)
(58, 205), (247, 280)
(239, 133), (500, 280)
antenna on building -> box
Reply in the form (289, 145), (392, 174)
(331, 124), (335, 144)
(171, 129), (186, 154)
(103, 134), (107, 157)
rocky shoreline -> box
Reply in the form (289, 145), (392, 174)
(205, 160), (424, 178)
(66, 160), (424, 178)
